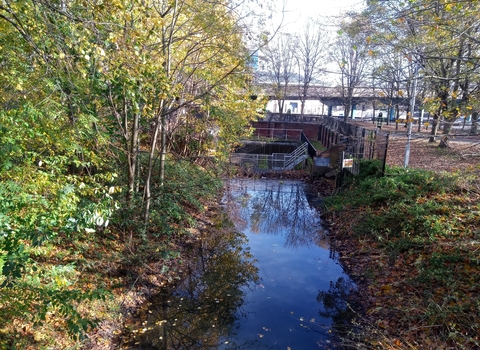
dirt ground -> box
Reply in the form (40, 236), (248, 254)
(348, 119), (480, 173)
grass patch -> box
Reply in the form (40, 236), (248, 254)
(309, 140), (324, 151)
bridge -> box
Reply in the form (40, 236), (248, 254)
(256, 84), (413, 107)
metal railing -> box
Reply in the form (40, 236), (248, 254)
(283, 142), (308, 170)
(230, 142), (309, 172)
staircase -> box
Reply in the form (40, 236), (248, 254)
(282, 142), (309, 170)
(231, 142), (309, 172)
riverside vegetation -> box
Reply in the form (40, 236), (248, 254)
(2, 152), (478, 349)
(0, 159), (227, 349)
(0, 0), (263, 348)
(319, 160), (480, 349)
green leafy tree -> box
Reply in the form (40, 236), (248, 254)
(363, 0), (480, 138)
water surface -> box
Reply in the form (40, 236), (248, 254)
(124, 178), (355, 349)
(221, 179), (354, 349)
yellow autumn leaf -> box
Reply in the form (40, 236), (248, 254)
(380, 284), (392, 292)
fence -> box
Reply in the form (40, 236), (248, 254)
(301, 132), (317, 159)
(251, 121), (321, 141)
(320, 117), (480, 185)
(230, 142), (309, 172)
(318, 117), (389, 186)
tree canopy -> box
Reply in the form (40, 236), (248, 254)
(0, 0), (264, 344)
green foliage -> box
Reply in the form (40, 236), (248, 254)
(0, 281), (108, 338)
(0, 0), (262, 345)
(326, 163), (454, 210)
(0, 101), (115, 342)
(147, 159), (222, 237)
(357, 159), (384, 180)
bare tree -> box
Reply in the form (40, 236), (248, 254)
(295, 21), (327, 121)
(331, 20), (371, 122)
(258, 33), (296, 121)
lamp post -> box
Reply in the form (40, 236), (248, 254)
(404, 63), (418, 168)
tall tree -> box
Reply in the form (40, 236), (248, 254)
(363, 0), (480, 139)
(0, 0), (264, 335)
(331, 20), (372, 122)
(295, 21), (327, 120)
(258, 33), (296, 120)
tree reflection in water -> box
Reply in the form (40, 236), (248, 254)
(317, 277), (362, 341)
(223, 179), (329, 250)
(125, 179), (359, 349)
(123, 213), (259, 349)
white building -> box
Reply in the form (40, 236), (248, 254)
(266, 99), (327, 115)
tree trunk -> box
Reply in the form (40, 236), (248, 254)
(442, 118), (453, 135)
(429, 114), (440, 142)
(300, 99), (305, 123)
(471, 111), (479, 135)
(143, 102), (165, 234)
(126, 113), (140, 203)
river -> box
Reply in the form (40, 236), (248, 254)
(123, 178), (356, 349)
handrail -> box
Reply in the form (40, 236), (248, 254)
(231, 142), (308, 171)
(284, 142), (308, 170)
(301, 132), (317, 159)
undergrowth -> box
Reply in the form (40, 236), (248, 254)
(323, 160), (480, 349)
(0, 158), (223, 349)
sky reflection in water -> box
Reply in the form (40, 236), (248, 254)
(221, 179), (353, 349)
(124, 179), (354, 350)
